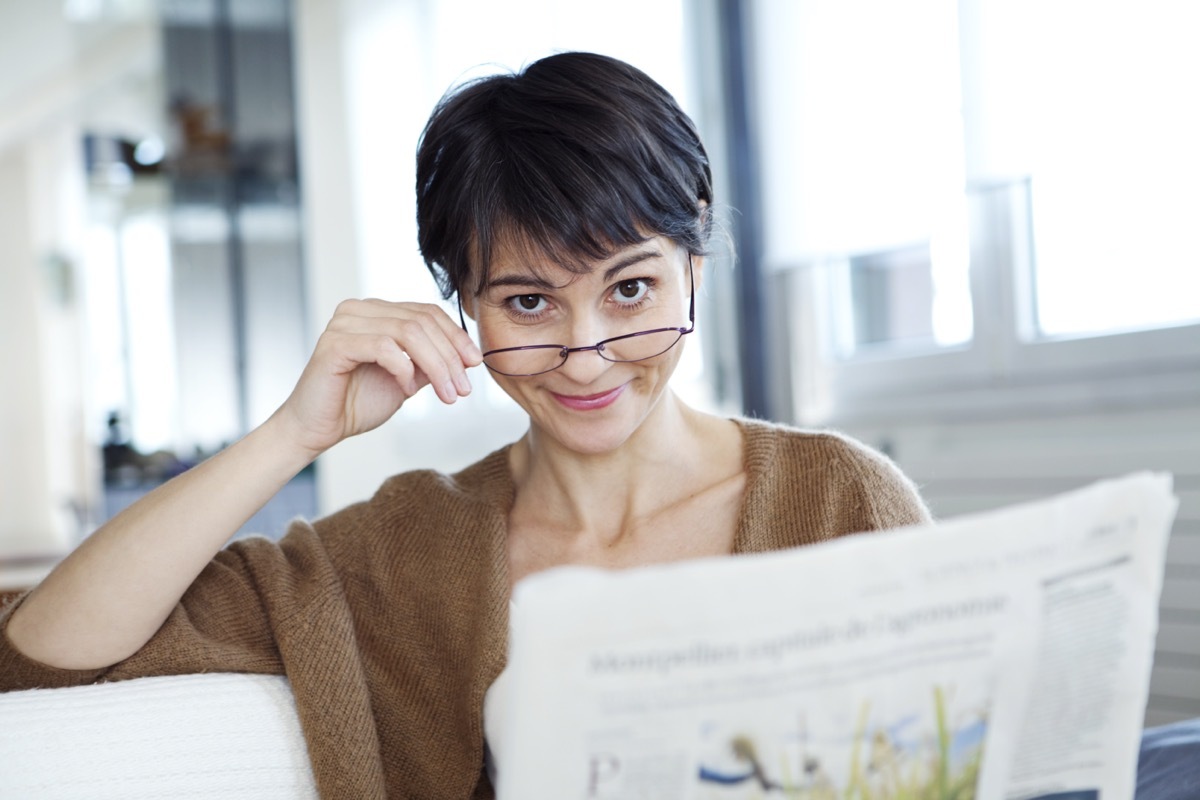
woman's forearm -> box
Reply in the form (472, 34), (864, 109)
(5, 298), (479, 671)
(5, 412), (319, 670)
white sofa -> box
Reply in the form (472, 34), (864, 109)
(5, 672), (1199, 799)
(0, 673), (318, 799)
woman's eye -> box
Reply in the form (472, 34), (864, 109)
(613, 279), (650, 303)
(508, 294), (547, 314)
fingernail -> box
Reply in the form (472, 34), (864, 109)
(443, 380), (458, 401)
(455, 373), (472, 395)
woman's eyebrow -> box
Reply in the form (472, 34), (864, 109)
(484, 273), (562, 292)
(601, 248), (664, 281)
(484, 248), (664, 292)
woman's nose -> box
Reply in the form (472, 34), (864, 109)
(556, 344), (614, 385)
(561, 313), (611, 353)
(555, 317), (614, 383)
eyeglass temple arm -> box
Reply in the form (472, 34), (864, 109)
(457, 294), (469, 331)
(687, 253), (696, 324)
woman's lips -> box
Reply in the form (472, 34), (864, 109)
(551, 383), (628, 411)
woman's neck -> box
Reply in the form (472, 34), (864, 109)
(508, 393), (733, 545)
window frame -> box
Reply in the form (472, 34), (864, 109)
(805, 176), (1200, 425)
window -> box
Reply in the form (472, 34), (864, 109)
(751, 0), (1200, 422)
(959, 0), (1200, 344)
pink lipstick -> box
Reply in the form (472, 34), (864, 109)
(551, 383), (628, 411)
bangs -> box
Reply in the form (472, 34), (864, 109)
(476, 222), (649, 293)
(460, 78), (692, 295)
(469, 151), (661, 294)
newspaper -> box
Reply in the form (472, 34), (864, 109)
(495, 472), (1178, 800)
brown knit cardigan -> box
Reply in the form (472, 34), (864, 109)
(0, 418), (930, 799)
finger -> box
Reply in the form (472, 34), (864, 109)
(324, 323), (461, 402)
(337, 299), (482, 368)
(353, 319), (464, 404)
(339, 312), (471, 402)
(373, 304), (476, 396)
(423, 302), (484, 367)
(399, 314), (475, 398)
(322, 330), (421, 396)
(413, 308), (480, 395)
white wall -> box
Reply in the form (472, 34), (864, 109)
(0, 7), (158, 576)
(0, 127), (103, 573)
(0, 148), (63, 557)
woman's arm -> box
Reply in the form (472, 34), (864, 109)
(6, 415), (314, 670)
(5, 299), (480, 670)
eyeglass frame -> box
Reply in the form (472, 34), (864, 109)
(457, 253), (696, 377)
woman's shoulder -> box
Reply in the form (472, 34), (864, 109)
(732, 416), (931, 536)
(734, 416), (899, 471)
(373, 443), (515, 509)
(306, 444), (515, 558)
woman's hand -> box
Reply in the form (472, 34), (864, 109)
(277, 299), (482, 457)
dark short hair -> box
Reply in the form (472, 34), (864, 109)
(416, 51), (713, 299)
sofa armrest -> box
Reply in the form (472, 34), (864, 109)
(0, 673), (317, 799)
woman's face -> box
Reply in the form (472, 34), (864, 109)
(467, 236), (699, 455)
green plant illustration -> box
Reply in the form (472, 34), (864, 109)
(696, 686), (986, 800)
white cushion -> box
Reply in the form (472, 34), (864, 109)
(0, 673), (317, 799)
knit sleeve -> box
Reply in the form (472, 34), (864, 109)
(0, 522), (342, 691)
(829, 434), (932, 532)
(0, 594), (108, 688)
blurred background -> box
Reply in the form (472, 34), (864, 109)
(0, 0), (1196, 724)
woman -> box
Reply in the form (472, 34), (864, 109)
(0, 52), (928, 798)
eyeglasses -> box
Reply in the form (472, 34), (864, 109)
(458, 254), (695, 377)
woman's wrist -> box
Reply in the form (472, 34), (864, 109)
(252, 407), (330, 473)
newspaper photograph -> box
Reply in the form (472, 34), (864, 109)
(494, 472), (1178, 800)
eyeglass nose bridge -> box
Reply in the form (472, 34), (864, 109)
(558, 341), (608, 361)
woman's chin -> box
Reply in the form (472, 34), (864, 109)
(538, 415), (637, 456)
